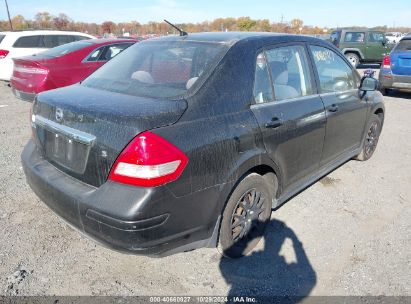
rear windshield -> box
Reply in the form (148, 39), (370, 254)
(0, 34), (5, 44)
(82, 40), (229, 99)
(39, 41), (92, 57)
(394, 39), (411, 51)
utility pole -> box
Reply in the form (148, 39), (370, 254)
(4, 0), (13, 30)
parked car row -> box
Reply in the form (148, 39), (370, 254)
(379, 33), (411, 95)
(329, 28), (394, 67)
(329, 29), (411, 95)
(0, 30), (95, 81)
(11, 38), (137, 101)
(385, 32), (407, 44)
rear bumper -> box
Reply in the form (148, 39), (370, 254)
(379, 71), (411, 90)
(12, 88), (36, 102)
(21, 140), (220, 256)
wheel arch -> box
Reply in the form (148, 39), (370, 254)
(342, 48), (364, 60)
(209, 155), (283, 248)
(218, 153), (283, 222)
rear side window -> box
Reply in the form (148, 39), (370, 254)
(100, 43), (133, 61)
(309, 45), (358, 93)
(0, 35), (5, 44)
(13, 35), (42, 48)
(86, 46), (105, 62)
(74, 35), (90, 41)
(42, 35), (74, 48)
(394, 39), (411, 51)
(344, 32), (365, 43)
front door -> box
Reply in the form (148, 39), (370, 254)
(250, 44), (326, 193)
(366, 32), (389, 61)
(308, 44), (368, 167)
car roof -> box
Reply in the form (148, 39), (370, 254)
(0, 30), (94, 37)
(148, 32), (323, 46)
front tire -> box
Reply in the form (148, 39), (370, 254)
(217, 173), (275, 258)
(355, 114), (382, 161)
(345, 52), (360, 68)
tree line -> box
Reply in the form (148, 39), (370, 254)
(1, 12), (410, 36)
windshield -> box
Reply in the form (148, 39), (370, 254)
(82, 40), (229, 99)
(39, 41), (92, 57)
(394, 39), (411, 51)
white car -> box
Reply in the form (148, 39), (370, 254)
(385, 32), (405, 44)
(0, 30), (95, 81)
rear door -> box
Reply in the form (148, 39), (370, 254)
(308, 44), (367, 167)
(251, 43), (326, 192)
(366, 32), (389, 61)
(391, 39), (411, 75)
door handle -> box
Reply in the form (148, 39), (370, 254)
(328, 104), (339, 112)
(265, 117), (283, 129)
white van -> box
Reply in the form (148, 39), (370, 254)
(0, 30), (95, 81)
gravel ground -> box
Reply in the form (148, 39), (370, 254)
(0, 76), (410, 298)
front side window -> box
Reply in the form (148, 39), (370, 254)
(13, 35), (42, 48)
(368, 32), (384, 43)
(330, 31), (340, 46)
(344, 32), (365, 43)
(265, 45), (314, 101)
(253, 52), (273, 103)
(310, 45), (357, 93)
(82, 41), (229, 99)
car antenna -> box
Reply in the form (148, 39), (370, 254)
(164, 19), (188, 36)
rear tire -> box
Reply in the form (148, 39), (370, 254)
(345, 52), (360, 68)
(217, 173), (275, 258)
(355, 114), (382, 161)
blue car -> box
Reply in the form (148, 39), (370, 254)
(379, 34), (411, 95)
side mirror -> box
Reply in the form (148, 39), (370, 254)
(382, 38), (388, 46)
(359, 76), (378, 91)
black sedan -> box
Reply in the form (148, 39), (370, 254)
(22, 32), (384, 258)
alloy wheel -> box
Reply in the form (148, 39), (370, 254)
(230, 188), (266, 242)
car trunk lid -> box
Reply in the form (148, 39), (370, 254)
(32, 84), (187, 187)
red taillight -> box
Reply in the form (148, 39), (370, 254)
(0, 49), (9, 59)
(108, 131), (188, 187)
(382, 55), (391, 69)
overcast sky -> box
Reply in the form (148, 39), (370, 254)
(1, 0), (410, 28)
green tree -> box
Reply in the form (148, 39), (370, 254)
(237, 17), (256, 32)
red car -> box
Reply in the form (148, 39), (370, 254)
(11, 39), (136, 101)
